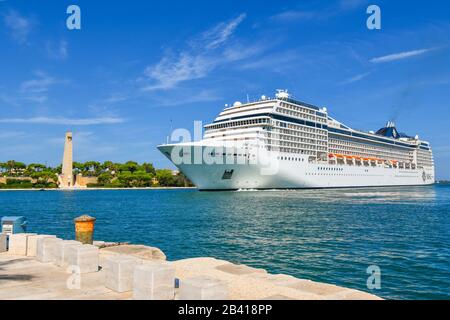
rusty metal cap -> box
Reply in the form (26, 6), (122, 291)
(74, 215), (96, 223)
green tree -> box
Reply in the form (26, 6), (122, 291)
(30, 171), (58, 188)
(173, 172), (193, 187)
(26, 163), (47, 176)
(102, 161), (117, 173)
(82, 161), (101, 176)
(132, 171), (153, 187)
(0, 162), (7, 175)
(142, 163), (156, 175)
(53, 164), (62, 175)
(117, 171), (134, 187)
(120, 161), (140, 173)
(73, 162), (84, 175)
(5, 160), (26, 176)
(155, 169), (174, 187)
(98, 172), (114, 185)
(0, 159), (188, 189)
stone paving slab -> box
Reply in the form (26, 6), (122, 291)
(0, 249), (381, 300)
(101, 245), (166, 261)
(0, 253), (122, 300)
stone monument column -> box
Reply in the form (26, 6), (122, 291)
(60, 132), (74, 188)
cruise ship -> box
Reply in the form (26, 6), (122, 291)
(158, 90), (435, 190)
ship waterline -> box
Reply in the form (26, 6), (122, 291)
(158, 144), (434, 190)
(159, 90), (435, 190)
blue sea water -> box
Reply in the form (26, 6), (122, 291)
(1, 185), (449, 300)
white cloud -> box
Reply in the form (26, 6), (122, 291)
(20, 71), (57, 94)
(152, 89), (222, 107)
(340, 72), (371, 85)
(270, 1), (367, 23)
(239, 50), (299, 70)
(270, 10), (317, 22)
(102, 93), (128, 104)
(142, 14), (249, 91)
(0, 131), (27, 139)
(3, 10), (33, 44)
(46, 40), (69, 60)
(0, 117), (125, 125)
(201, 13), (246, 49)
(16, 71), (67, 103)
(0, 72), (62, 106)
(144, 53), (214, 90)
(370, 48), (435, 63)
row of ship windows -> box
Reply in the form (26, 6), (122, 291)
(275, 132), (328, 142)
(329, 139), (415, 155)
(267, 133), (318, 141)
(263, 136), (323, 148)
(417, 153), (433, 157)
(206, 118), (269, 131)
(277, 156), (305, 162)
(328, 134), (421, 153)
(278, 141), (317, 149)
(306, 173), (382, 177)
(277, 107), (327, 124)
(282, 126), (328, 135)
(417, 160), (434, 165)
(279, 103), (316, 115)
(277, 129), (322, 139)
(329, 147), (414, 158)
(329, 154), (412, 164)
(329, 146), (413, 160)
(417, 155), (433, 160)
(270, 135), (327, 145)
(207, 119), (330, 137)
(274, 148), (317, 155)
(275, 143), (328, 153)
(318, 167), (357, 172)
(417, 160), (434, 164)
(329, 151), (412, 161)
(219, 106), (272, 118)
(279, 103), (328, 124)
(280, 136), (316, 144)
(274, 122), (327, 135)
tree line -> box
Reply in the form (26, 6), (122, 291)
(0, 160), (192, 189)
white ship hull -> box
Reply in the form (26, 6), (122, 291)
(158, 145), (435, 190)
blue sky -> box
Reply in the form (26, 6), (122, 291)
(1, 0), (449, 178)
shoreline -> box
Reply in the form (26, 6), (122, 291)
(0, 187), (197, 192)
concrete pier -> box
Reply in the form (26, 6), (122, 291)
(0, 241), (381, 300)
